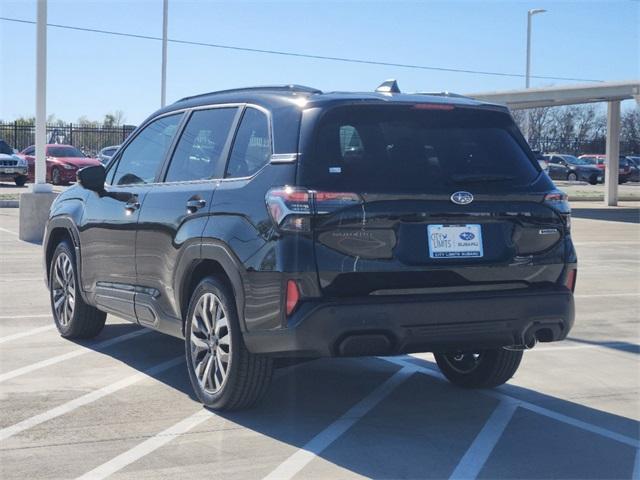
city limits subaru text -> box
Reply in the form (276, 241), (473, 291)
(43, 82), (576, 409)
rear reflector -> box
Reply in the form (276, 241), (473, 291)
(565, 269), (577, 292)
(286, 280), (300, 316)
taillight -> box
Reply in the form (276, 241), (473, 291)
(314, 191), (362, 214)
(565, 269), (577, 292)
(285, 280), (300, 316)
(266, 187), (362, 232)
(544, 191), (571, 231)
(266, 187), (312, 232)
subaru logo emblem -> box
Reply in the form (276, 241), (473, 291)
(459, 232), (475, 241)
(451, 191), (474, 205)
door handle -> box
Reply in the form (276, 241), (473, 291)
(124, 200), (140, 213)
(186, 198), (206, 213)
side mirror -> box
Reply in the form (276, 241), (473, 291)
(77, 165), (106, 192)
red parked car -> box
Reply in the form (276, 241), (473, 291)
(18, 144), (101, 185)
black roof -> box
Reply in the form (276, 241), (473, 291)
(149, 84), (507, 122)
(170, 83), (499, 107)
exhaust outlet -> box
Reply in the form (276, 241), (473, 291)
(504, 337), (538, 351)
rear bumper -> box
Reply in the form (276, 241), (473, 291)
(243, 286), (575, 357)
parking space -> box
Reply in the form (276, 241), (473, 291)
(0, 203), (639, 479)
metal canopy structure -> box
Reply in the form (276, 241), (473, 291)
(467, 80), (640, 206)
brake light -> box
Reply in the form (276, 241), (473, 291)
(285, 280), (300, 316)
(565, 269), (577, 292)
(266, 187), (362, 231)
(412, 103), (455, 111)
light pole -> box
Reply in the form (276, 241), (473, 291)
(524, 8), (546, 143)
(34, 0), (51, 193)
(161, 0), (168, 107)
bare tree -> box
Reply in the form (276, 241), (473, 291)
(621, 108), (640, 154)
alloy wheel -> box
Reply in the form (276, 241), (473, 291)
(189, 292), (231, 394)
(443, 352), (483, 374)
(51, 252), (75, 326)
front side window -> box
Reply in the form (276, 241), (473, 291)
(165, 108), (237, 182)
(111, 114), (182, 185)
(225, 108), (271, 178)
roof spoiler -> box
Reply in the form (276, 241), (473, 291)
(376, 79), (400, 94)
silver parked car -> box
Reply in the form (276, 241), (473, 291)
(0, 139), (29, 186)
(97, 145), (120, 166)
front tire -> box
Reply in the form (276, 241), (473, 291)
(49, 241), (106, 338)
(434, 348), (523, 389)
(185, 276), (273, 410)
(51, 167), (62, 185)
(567, 172), (578, 182)
(14, 175), (27, 187)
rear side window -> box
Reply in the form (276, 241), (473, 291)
(225, 108), (271, 178)
(302, 106), (538, 192)
(165, 107), (237, 182)
(111, 114), (182, 185)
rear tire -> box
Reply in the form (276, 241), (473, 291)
(49, 240), (106, 339)
(434, 348), (523, 388)
(185, 276), (273, 410)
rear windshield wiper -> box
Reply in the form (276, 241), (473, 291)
(451, 174), (515, 183)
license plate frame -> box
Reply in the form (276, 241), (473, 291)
(427, 224), (484, 259)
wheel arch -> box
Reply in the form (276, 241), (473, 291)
(43, 217), (89, 303)
(176, 241), (247, 335)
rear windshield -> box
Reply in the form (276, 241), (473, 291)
(47, 146), (84, 158)
(302, 105), (539, 192)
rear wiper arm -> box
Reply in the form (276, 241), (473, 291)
(452, 174), (515, 183)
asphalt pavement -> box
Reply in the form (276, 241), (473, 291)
(0, 202), (638, 479)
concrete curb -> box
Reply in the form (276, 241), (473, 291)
(0, 200), (19, 208)
(569, 196), (639, 202)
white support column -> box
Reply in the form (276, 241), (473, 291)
(33, 0), (52, 193)
(160, 0), (168, 107)
(19, 0), (56, 243)
(604, 100), (621, 206)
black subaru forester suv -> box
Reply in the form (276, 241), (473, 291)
(43, 83), (576, 410)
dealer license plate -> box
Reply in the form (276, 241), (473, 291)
(428, 224), (483, 258)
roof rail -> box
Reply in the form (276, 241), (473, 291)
(176, 85), (322, 103)
(414, 91), (473, 99)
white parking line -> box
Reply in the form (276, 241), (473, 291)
(76, 409), (213, 480)
(75, 365), (416, 480)
(0, 325), (56, 344)
(0, 226), (18, 236)
(574, 241), (640, 246)
(574, 292), (639, 298)
(533, 342), (639, 352)
(0, 313), (51, 320)
(449, 401), (518, 480)
(384, 357), (640, 449)
(263, 366), (417, 480)
(0, 328), (149, 383)
(0, 356), (184, 442)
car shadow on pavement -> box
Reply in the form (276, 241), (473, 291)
(571, 207), (640, 224)
(72, 324), (640, 479)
